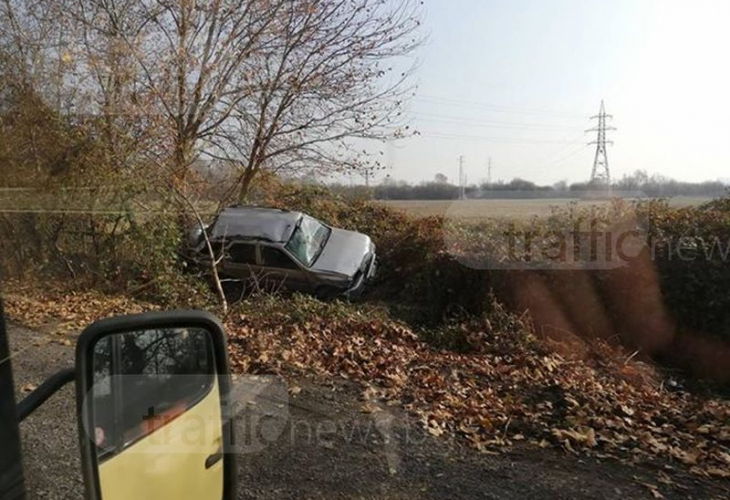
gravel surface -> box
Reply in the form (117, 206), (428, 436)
(9, 323), (729, 499)
(10, 324), (82, 499)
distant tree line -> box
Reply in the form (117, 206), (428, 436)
(572, 170), (727, 198)
(332, 171), (727, 200)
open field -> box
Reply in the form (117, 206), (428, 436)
(380, 196), (715, 221)
(0, 189), (715, 221)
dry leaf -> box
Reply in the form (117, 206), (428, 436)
(427, 426), (444, 437)
(361, 402), (381, 414)
(8, 279), (730, 479)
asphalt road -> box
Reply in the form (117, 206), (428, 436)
(9, 323), (730, 499)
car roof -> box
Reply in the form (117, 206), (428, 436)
(210, 206), (302, 243)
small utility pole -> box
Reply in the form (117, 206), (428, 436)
(487, 157), (492, 185)
(458, 155), (466, 199)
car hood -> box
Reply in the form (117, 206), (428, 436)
(312, 228), (373, 277)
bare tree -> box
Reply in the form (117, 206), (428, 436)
(206, 0), (422, 203)
(3, 0), (422, 203)
(68, 0), (163, 176)
(110, 0), (286, 186)
(0, 0), (148, 187)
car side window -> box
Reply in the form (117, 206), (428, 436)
(261, 247), (300, 270)
(228, 243), (257, 265)
(206, 241), (225, 258)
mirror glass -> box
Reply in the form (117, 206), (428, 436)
(85, 327), (224, 500)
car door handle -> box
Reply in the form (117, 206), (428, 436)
(205, 449), (223, 469)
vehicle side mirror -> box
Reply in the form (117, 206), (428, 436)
(74, 311), (236, 500)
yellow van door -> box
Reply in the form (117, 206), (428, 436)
(97, 380), (224, 500)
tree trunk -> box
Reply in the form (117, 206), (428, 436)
(237, 168), (256, 204)
(237, 135), (262, 204)
(173, 138), (193, 185)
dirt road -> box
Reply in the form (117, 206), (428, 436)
(9, 323), (728, 499)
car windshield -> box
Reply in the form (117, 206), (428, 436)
(285, 215), (330, 267)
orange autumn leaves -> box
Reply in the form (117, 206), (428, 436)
(5, 283), (730, 479)
(223, 297), (730, 479)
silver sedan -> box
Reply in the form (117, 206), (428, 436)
(189, 206), (377, 299)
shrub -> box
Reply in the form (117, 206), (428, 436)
(638, 198), (730, 339)
(0, 204), (213, 308)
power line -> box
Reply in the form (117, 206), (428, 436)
(534, 144), (590, 171)
(494, 133), (589, 175)
(410, 112), (584, 131)
(418, 131), (585, 144)
(414, 94), (587, 119)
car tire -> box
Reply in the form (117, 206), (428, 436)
(315, 285), (341, 301)
(221, 279), (247, 303)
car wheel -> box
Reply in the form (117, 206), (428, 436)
(221, 279), (247, 303)
(315, 285), (341, 301)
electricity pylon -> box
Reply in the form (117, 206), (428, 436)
(587, 100), (616, 187)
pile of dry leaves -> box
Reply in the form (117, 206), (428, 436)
(224, 297), (730, 480)
(3, 279), (159, 335)
(4, 283), (729, 479)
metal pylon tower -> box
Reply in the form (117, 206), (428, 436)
(587, 100), (616, 186)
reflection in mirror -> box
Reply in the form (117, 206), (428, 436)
(87, 327), (224, 500)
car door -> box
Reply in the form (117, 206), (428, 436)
(259, 245), (311, 292)
(219, 241), (261, 284)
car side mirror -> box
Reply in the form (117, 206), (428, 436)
(74, 311), (236, 500)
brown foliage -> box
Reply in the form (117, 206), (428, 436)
(219, 294), (730, 478)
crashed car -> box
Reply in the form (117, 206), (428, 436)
(188, 206), (377, 299)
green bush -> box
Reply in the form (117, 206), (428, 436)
(0, 207), (213, 308)
(638, 199), (730, 338)
(7, 176), (729, 351)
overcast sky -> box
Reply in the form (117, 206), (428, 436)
(377, 0), (730, 186)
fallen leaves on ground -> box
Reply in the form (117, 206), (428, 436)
(5, 283), (730, 480)
(3, 279), (159, 335)
(223, 297), (730, 479)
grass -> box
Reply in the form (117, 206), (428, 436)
(380, 196), (713, 221)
